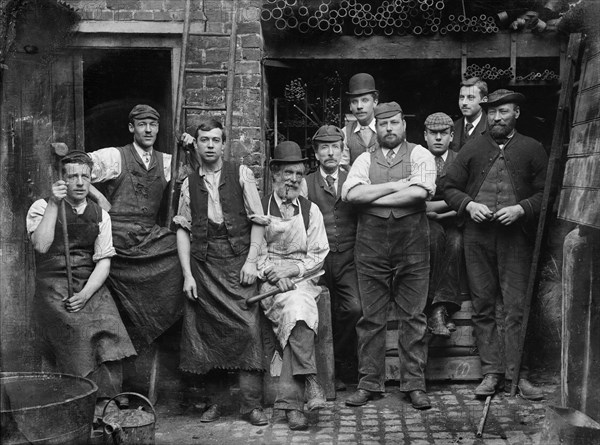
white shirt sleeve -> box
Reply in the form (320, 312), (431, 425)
(26, 199), (48, 235)
(239, 165), (270, 226)
(341, 152), (371, 201)
(297, 203), (330, 277)
(408, 144), (437, 199)
(93, 209), (116, 261)
(90, 147), (122, 183)
(162, 152), (172, 182)
(173, 177), (192, 231)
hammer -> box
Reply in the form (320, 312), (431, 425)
(51, 142), (74, 300)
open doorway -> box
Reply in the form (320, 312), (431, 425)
(82, 49), (172, 154)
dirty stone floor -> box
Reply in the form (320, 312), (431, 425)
(150, 370), (559, 445)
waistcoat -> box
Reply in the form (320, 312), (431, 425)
(365, 142), (426, 219)
(189, 161), (251, 262)
(474, 152), (517, 213)
(345, 121), (379, 165)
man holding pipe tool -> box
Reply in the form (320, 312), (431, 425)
(304, 125), (361, 392)
(342, 101), (436, 411)
(257, 141), (330, 431)
(444, 89), (547, 401)
(27, 149), (136, 415)
(88, 104), (184, 347)
(174, 119), (269, 426)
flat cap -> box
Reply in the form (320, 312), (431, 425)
(346, 73), (378, 96)
(424, 112), (454, 131)
(374, 101), (403, 120)
(482, 89), (525, 108)
(129, 104), (160, 121)
(270, 141), (308, 165)
(312, 125), (344, 143)
(61, 150), (93, 168)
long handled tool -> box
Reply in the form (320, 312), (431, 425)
(51, 142), (74, 300)
(476, 394), (493, 438)
(246, 270), (325, 305)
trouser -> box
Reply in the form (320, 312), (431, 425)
(428, 220), (465, 313)
(322, 248), (362, 375)
(274, 322), (316, 412)
(354, 213), (430, 393)
(87, 361), (123, 399)
(463, 220), (533, 380)
(238, 371), (263, 414)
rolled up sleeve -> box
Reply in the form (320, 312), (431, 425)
(93, 210), (116, 261)
(239, 165), (270, 226)
(408, 145), (437, 199)
(341, 152), (371, 201)
(173, 178), (192, 231)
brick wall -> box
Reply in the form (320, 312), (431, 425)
(62, 0), (265, 185)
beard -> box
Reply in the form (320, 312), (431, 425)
(378, 133), (404, 149)
(489, 118), (516, 140)
(274, 182), (300, 202)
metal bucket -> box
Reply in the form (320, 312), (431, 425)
(0, 372), (98, 445)
(102, 392), (156, 445)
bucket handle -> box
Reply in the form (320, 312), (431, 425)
(101, 391), (157, 422)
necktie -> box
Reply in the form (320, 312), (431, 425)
(143, 151), (151, 169)
(386, 149), (395, 165)
(325, 174), (336, 196)
(359, 126), (371, 145)
(435, 156), (444, 177)
(465, 122), (474, 137)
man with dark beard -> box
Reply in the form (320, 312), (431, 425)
(444, 90), (548, 400)
(341, 102), (436, 410)
(258, 141), (330, 430)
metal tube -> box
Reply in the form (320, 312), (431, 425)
(384, 26), (395, 35)
(298, 21), (310, 33)
(363, 26), (374, 36)
(318, 19), (330, 31)
(307, 15), (318, 27)
(435, 0), (444, 10)
(260, 8), (272, 21)
(333, 23), (343, 34)
(275, 18), (287, 30)
(287, 16), (298, 28)
(354, 27), (364, 36)
(298, 5), (309, 16)
(271, 7), (283, 19)
(413, 25), (423, 34)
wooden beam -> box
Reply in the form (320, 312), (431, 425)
(75, 20), (227, 36)
(264, 32), (562, 60)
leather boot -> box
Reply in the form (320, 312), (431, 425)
(474, 373), (504, 397)
(305, 374), (326, 411)
(429, 305), (451, 338)
(409, 390), (432, 410)
(506, 378), (544, 401)
(286, 409), (308, 430)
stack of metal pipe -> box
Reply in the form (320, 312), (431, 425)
(464, 63), (514, 81)
(516, 70), (559, 81)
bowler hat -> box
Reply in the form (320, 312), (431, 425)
(312, 125), (344, 143)
(346, 73), (378, 96)
(424, 112), (454, 131)
(374, 102), (403, 120)
(270, 141), (307, 165)
(129, 104), (160, 121)
(482, 89), (525, 108)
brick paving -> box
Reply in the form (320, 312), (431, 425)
(153, 378), (559, 444)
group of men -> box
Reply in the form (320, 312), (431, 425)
(27, 70), (547, 432)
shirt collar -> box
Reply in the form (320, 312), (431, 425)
(440, 151), (448, 161)
(353, 117), (376, 133)
(273, 190), (300, 208)
(133, 142), (152, 159)
(319, 167), (339, 180)
(467, 112), (482, 131)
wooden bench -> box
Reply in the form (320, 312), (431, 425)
(261, 286), (335, 405)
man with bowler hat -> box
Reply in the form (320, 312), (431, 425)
(88, 104), (183, 347)
(340, 73), (380, 169)
(423, 112), (465, 337)
(444, 90), (548, 400)
(342, 102), (436, 410)
(451, 77), (488, 152)
(305, 125), (361, 391)
(258, 141), (330, 430)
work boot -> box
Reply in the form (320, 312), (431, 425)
(474, 373), (504, 397)
(429, 305), (452, 338)
(200, 404), (221, 422)
(506, 378), (544, 401)
(345, 388), (377, 407)
(408, 390), (432, 410)
(305, 374), (326, 411)
(242, 408), (269, 426)
(286, 409), (308, 430)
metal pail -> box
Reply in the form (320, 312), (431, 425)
(102, 392), (156, 445)
(0, 372), (98, 445)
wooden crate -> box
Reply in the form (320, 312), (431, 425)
(385, 301), (483, 381)
(261, 287), (335, 405)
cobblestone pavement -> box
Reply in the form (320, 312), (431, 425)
(153, 378), (559, 445)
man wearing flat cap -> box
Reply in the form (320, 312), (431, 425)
(444, 89), (548, 400)
(451, 77), (488, 152)
(304, 125), (361, 392)
(340, 73), (380, 170)
(257, 141), (330, 430)
(342, 101), (437, 410)
(27, 151), (136, 415)
(423, 112), (466, 338)
(89, 104), (183, 346)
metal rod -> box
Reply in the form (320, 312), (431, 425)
(476, 395), (492, 438)
(246, 270), (325, 305)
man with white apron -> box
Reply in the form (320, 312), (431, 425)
(258, 141), (330, 431)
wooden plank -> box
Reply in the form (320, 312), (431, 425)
(557, 188), (600, 229)
(573, 86), (600, 124)
(264, 32), (560, 60)
(567, 120), (600, 156)
(386, 324), (476, 351)
(562, 156), (600, 189)
(74, 21), (221, 36)
(385, 355), (482, 381)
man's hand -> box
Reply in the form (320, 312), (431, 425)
(264, 264), (300, 285)
(492, 205), (525, 225)
(276, 277), (296, 293)
(51, 180), (67, 203)
(240, 261), (258, 286)
(466, 201), (494, 223)
(426, 211), (440, 220)
(180, 132), (195, 147)
(63, 290), (91, 312)
(183, 274), (198, 301)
